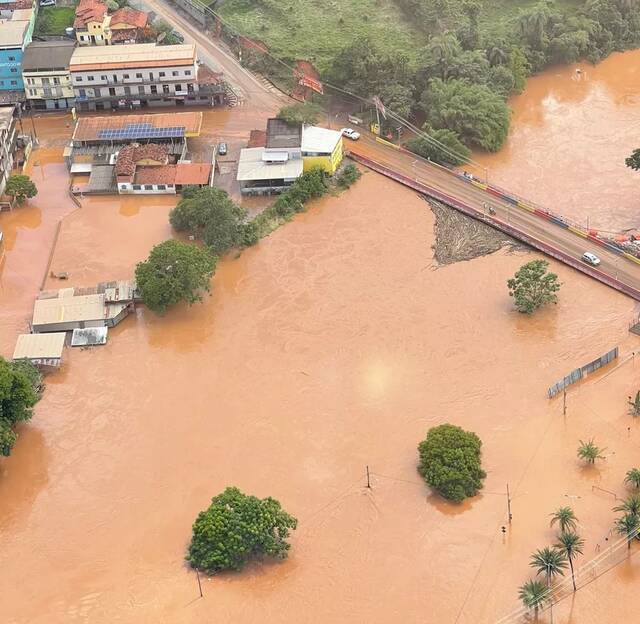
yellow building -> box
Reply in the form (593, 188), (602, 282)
(74, 0), (111, 46)
(301, 125), (343, 175)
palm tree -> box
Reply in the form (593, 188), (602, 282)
(530, 546), (568, 585)
(487, 44), (507, 67)
(577, 439), (605, 464)
(518, 578), (549, 618)
(625, 468), (640, 489)
(550, 507), (578, 533)
(613, 494), (640, 518)
(628, 391), (640, 416)
(426, 32), (461, 81)
(555, 531), (584, 591)
(615, 512), (640, 550)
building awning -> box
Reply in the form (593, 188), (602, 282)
(70, 163), (93, 174)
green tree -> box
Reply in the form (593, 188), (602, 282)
(507, 260), (561, 314)
(417, 423), (486, 502)
(424, 32), (462, 80)
(613, 494), (640, 518)
(518, 578), (549, 618)
(169, 187), (247, 255)
(405, 125), (471, 167)
(530, 546), (568, 589)
(277, 102), (323, 126)
(577, 438), (605, 464)
(187, 486), (297, 574)
(508, 46), (531, 92)
(5, 174), (37, 205)
(550, 507), (578, 533)
(624, 468), (640, 489)
(0, 358), (41, 456)
(336, 163), (361, 189)
(555, 531), (584, 591)
(615, 512), (639, 550)
(135, 240), (217, 315)
(628, 391), (640, 415)
(421, 78), (510, 151)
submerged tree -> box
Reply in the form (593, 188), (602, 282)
(5, 174), (37, 205)
(518, 578), (549, 618)
(624, 468), (640, 490)
(577, 439), (605, 464)
(613, 494), (640, 518)
(555, 531), (584, 591)
(625, 148), (640, 171)
(615, 512), (639, 550)
(507, 259), (561, 314)
(549, 507), (578, 534)
(187, 486), (297, 574)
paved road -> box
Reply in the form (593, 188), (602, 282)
(137, 2), (640, 297)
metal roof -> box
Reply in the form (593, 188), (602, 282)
(301, 125), (342, 154)
(32, 292), (127, 327)
(237, 147), (303, 182)
(266, 118), (301, 149)
(22, 41), (76, 72)
(69, 43), (196, 70)
(13, 332), (66, 360)
(71, 327), (108, 346)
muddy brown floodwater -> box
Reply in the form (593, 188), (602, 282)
(2, 52), (640, 624)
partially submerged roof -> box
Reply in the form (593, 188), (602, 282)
(301, 125), (342, 154)
(13, 332), (66, 360)
(174, 163), (211, 185)
(72, 111), (203, 142)
(134, 165), (176, 185)
(69, 43), (196, 71)
(23, 40), (76, 72)
(71, 327), (108, 346)
(237, 147), (303, 182)
(32, 292), (127, 327)
(266, 118), (301, 150)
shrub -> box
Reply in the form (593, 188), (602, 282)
(276, 102), (323, 126)
(336, 163), (361, 188)
(417, 424), (486, 502)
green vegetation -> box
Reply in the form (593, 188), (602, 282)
(628, 390), (640, 416)
(135, 240), (217, 315)
(518, 578), (549, 616)
(405, 126), (471, 167)
(576, 438), (605, 464)
(549, 506), (578, 533)
(0, 358), (42, 456)
(555, 531), (584, 591)
(626, 148), (640, 171)
(277, 102), (323, 125)
(530, 546), (567, 588)
(220, 0), (640, 154)
(507, 260), (561, 314)
(417, 423), (486, 502)
(336, 163), (361, 189)
(187, 486), (297, 574)
(614, 494), (640, 518)
(5, 174), (37, 205)
(34, 7), (76, 36)
(615, 512), (639, 550)
(625, 468), (640, 489)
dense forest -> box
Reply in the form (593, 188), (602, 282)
(221, 0), (640, 160)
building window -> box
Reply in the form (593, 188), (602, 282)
(175, 84), (182, 92)
(135, 73), (142, 78)
(43, 88), (52, 97)
(137, 85), (145, 95)
(157, 184), (166, 190)
(94, 88), (101, 96)
(109, 87), (115, 96)
(133, 184), (141, 190)
(42, 77), (50, 85)
(159, 72), (165, 77)
(88, 76), (94, 81)
(29, 88), (36, 95)
(172, 71), (179, 77)
(26, 78), (33, 85)
(144, 185), (153, 190)
(78, 88), (86, 97)
(101, 75), (107, 80)
(10, 68), (16, 73)
(123, 74), (129, 79)
(53, 77), (60, 85)
(76, 76), (83, 82)
(185, 70), (191, 76)
(162, 84), (169, 94)
(10, 81), (17, 86)
(150, 85), (157, 94)
(8, 56), (15, 61)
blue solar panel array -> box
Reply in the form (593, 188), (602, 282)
(97, 123), (186, 140)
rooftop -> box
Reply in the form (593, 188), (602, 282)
(73, 0), (107, 29)
(72, 111), (203, 142)
(301, 125), (342, 154)
(22, 40), (76, 72)
(69, 43), (196, 71)
(266, 118), (302, 150)
(110, 7), (147, 29)
(115, 143), (169, 176)
(13, 332), (66, 360)
(134, 164), (176, 185)
(0, 18), (28, 48)
(32, 292), (127, 327)
(174, 163), (212, 185)
(237, 147), (303, 182)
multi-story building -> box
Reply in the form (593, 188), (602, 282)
(0, 104), (17, 195)
(22, 40), (76, 110)
(69, 43), (226, 111)
(0, 8), (34, 94)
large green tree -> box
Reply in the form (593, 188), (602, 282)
(135, 240), (217, 315)
(421, 78), (510, 151)
(170, 187), (247, 255)
(417, 423), (486, 502)
(626, 148), (640, 171)
(187, 487), (298, 574)
(507, 260), (561, 314)
(405, 125), (471, 167)
(5, 174), (37, 205)
(0, 358), (42, 456)
(550, 507), (578, 534)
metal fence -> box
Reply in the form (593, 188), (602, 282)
(547, 347), (618, 398)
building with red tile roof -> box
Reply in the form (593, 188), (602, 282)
(174, 163), (212, 186)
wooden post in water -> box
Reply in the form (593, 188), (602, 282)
(507, 483), (512, 523)
(366, 465), (371, 489)
(563, 388), (567, 416)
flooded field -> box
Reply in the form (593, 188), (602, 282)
(2, 51), (640, 624)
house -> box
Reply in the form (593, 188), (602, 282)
(236, 146), (303, 194)
(301, 125), (343, 174)
(0, 104), (17, 195)
(109, 7), (147, 44)
(32, 287), (132, 333)
(12, 332), (66, 370)
(69, 43), (226, 111)
(74, 0), (110, 46)
(22, 40), (76, 110)
(0, 7), (34, 95)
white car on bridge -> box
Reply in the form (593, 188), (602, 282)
(581, 252), (601, 266)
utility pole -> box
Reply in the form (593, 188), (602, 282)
(563, 388), (567, 416)
(196, 569), (203, 598)
(506, 483), (512, 523)
(366, 465), (371, 489)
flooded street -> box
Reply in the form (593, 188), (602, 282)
(2, 52), (640, 624)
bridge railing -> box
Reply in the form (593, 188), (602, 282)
(348, 151), (640, 302)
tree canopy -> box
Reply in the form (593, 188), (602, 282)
(187, 486), (298, 574)
(507, 260), (561, 314)
(0, 358), (42, 456)
(135, 240), (217, 315)
(626, 148), (640, 171)
(405, 125), (471, 167)
(277, 102), (323, 126)
(5, 174), (37, 205)
(169, 187), (248, 256)
(417, 423), (486, 502)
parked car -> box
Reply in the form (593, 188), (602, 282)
(581, 252), (601, 266)
(171, 30), (185, 43)
(39, 0), (56, 6)
(341, 128), (361, 141)
(218, 142), (228, 156)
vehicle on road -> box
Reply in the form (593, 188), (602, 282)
(218, 142), (228, 156)
(581, 252), (601, 266)
(341, 128), (360, 141)
(39, 0), (56, 6)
